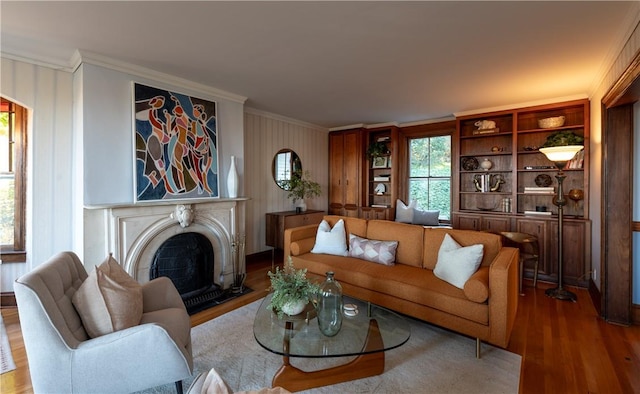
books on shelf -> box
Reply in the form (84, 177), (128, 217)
(524, 187), (555, 194)
(524, 210), (552, 216)
(371, 204), (390, 208)
(376, 136), (391, 142)
(565, 149), (585, 169)
(374, 176), (390, 181)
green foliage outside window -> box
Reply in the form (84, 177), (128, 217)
(408, 136), (451, 220)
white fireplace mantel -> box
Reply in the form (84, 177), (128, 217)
(84, 198), (248, 288)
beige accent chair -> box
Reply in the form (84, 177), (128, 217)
(14, 251), (193, 393)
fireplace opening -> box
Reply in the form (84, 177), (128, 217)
(150, 232), (223, 313)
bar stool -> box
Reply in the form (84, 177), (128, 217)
(500, 232), (539, 295)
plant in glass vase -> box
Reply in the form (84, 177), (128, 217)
(280, 169), (321, 211)
(267, 257), (320, 319)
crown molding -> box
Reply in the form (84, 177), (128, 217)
(0, 50), (74, 72)
(77, 50), (247, 104)
(453, 94), (589, 118)
(244, 107), (327, 131)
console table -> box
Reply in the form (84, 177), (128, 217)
(265, 210), (324, 250)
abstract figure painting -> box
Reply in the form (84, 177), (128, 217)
(133, 83), (219, 201)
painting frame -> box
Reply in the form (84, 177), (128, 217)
(372, 156), (388, 169)
(132, 82), (219, 202)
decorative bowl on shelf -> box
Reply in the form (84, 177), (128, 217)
(534, 174), (553, 187)
(461, 157), (479, 171)
(538, 116), (565, 129)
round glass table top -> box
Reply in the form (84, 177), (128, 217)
(253, 293), (411, 358)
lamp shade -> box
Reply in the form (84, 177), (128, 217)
(538, 145), (583, 163)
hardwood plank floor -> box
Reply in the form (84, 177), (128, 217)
(2, 254), (639, 393)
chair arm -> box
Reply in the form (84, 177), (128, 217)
(487, 246), (519, 348)
(283, 224), (319, 259)
(142, 276), (186, 313)
(73, 323), (192, 392)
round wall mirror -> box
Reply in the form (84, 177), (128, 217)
(272, 149), (301, 190)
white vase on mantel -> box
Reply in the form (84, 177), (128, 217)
(227, 155), (239, 198)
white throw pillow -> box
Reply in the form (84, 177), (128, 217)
(412, 209), (440, 226)
(72, 255), (143, 338)
(310, 219), (348, 256)
(395, 199), (417, 223)
(348, 234), (398, 266)
(433, 234), (484, 289)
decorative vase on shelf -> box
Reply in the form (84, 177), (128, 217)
(296, 199), (307, 212)
(317, 271), (343, 337)
(227, 155), (239, 198)
(480, 158), (493, 171)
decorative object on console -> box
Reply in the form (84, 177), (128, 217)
(267, 257), (320, 319)
(227, 155), (239, 198)
(280, 169), (321, 212)
(317, 272), (343, 337)
(539, 141), (584, 302)
(133, 83), (218, 201)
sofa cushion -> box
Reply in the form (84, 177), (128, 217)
(423, 229), (502, 270)
(348, 234), (398, 266)
(292, 253), (488, 324)
(395, 199), (417, 223)
(311, 219), (348, 256)
(412, 209), (440, 226)
(367, 220), (424, 267)
(434, 234), (484, 289)
(323, 215), (368, 246)
(72, 255), (143, 338)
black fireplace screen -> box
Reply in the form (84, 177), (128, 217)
(150, 232), (215, 299)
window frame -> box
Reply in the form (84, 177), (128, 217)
(399, 121), (456, 224)
(1, 98), (27, 262)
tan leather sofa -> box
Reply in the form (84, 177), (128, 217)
(284, 215), (519, 354)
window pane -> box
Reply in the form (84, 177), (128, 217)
(429, 178), (451, 220)
(0, 175), (14, 245)
(429, 136), (451, 177)
(409, 138), (429, 177)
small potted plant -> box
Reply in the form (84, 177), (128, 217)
(541, 130), (584, 147)
(267, 257), (320, 319)
(366, 141), (389, 159)
(280, 170), (321, 211)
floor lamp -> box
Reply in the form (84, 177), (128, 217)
(538, 145), (583, 302)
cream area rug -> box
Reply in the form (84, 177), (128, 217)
(1, 315), (16, 374)
(142, 299), (521, 394)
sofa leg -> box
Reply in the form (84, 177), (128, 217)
(175, 380), (184, 394)
(476, 338), (481, 359)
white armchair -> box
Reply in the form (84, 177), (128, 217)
(14, 251), (193, 393)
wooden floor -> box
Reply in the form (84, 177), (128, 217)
(2, 255), (639, 393)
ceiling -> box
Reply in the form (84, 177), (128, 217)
(1, 1), (638, 128)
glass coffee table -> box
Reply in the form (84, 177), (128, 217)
(253, 293), (410, 392)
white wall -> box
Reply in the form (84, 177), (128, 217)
(0, 57), (75, 291)
(79, 61), (246, 205)
(243, 109), (328, 254)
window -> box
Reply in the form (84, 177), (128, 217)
(408, 135), (451, 220)
(1, 98), (27, 262)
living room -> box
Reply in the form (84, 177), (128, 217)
(1, 2), (640, 393)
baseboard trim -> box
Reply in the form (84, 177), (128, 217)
(1, 292), (16, 308)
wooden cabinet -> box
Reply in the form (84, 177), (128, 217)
(453, 99), (591, 288)
(453, 213), (511, 232)
(265, 210), (324, 250)
(329, 129), (363, 216)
